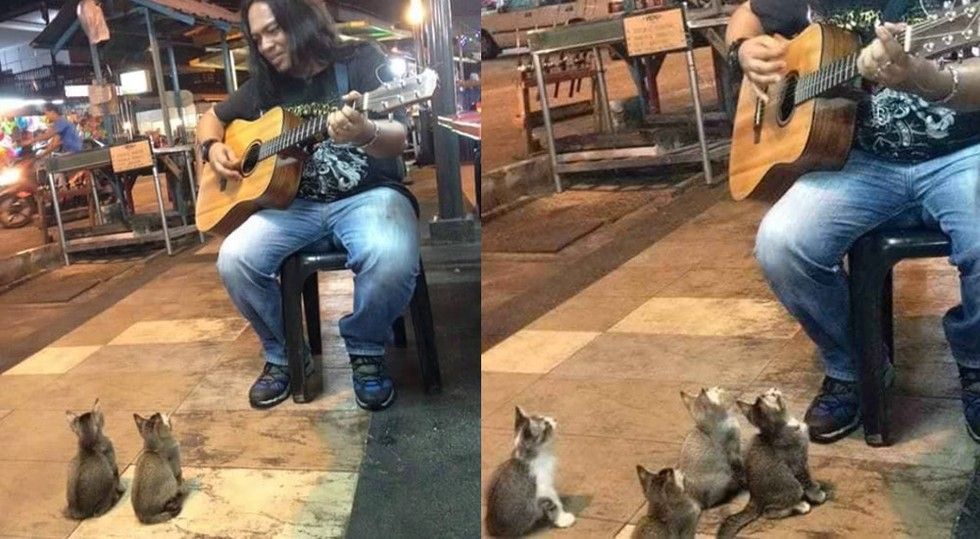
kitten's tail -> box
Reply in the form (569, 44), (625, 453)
(717, 499), (760, 539)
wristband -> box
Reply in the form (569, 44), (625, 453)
(930, 63), (960, 105)
(199, 138), (219, 162)
(354, 121), (380, 149)
(728, 38), (748, 82)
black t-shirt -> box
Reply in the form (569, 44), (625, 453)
(750, 0), (980, 162)
(214, 41), (410, 203)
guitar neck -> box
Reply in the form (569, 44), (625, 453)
(792, 51), (861, 105)
(258, 113), (334, 160)
(258, 92), (373, 160)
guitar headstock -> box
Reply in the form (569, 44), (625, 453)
(364, 68), (439, 114)
(907, 2), (980, 58)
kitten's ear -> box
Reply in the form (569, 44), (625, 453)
(65, 410), (79, 432)
(514, 406), (529, 431)
(680, 391), (696, 413)
(636, 465), (654, 490)
(133, 413), (147, 432)
(91, 398), (101, 413)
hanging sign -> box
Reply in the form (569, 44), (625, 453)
(623, 7), (688, 57)
(109, 140), (154, 173)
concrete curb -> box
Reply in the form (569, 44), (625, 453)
(0, 243), (63, 289)
(481, 154), (553, 219)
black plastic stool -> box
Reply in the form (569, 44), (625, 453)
(849, 228), (951, 446)
(280, 252), (442, 403)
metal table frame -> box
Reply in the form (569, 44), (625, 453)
(528, 3), (722, 192)
(45, 144), (204, 265)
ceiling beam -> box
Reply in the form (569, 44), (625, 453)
(0, 1), (62, 24)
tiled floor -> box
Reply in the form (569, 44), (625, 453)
(481, 198), (977, 537)
(0, 242), (369, 538)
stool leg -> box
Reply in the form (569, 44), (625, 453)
(850, 237), (891, 447)
(410, 261), (442, 394)
(282, 258), (322, 404)
(393, 316), (408, 348)
(303, 274), (322, 356)
(882, 269), (894, 364)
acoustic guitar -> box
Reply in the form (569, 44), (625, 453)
(729, 4), (980, 201)
(195, 68), (438, 235)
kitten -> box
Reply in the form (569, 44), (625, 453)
(718, 388), (827, 539)
(678, 387), (744, 509)
(132, 413), (186, 524)
(632, 466), (700, 539)
(485, 406), (576, 537)
(65, 399), (124, 519)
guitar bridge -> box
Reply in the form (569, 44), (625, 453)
(219, 177), (227, 191)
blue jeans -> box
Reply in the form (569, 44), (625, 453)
(755, 144), (980, 382)
(216, 187), (420, 366)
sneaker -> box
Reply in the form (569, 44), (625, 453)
(248, 357), (314, 410)
(804, 377), (861, 444)
(249, 363), (292, 409)
(959, 366), (980, 443)
(350, 355), (395, 411)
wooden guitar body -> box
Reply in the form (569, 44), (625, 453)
(195, 107), (303, 236)
(729, 24), (861, 201)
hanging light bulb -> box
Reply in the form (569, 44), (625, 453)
(406, 0), (426, 26)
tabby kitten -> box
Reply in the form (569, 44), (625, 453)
(132, 413), (187, 524)
(632, 466), (700, 539)
(718, 388), (826, 538)
(65, 399), (124, 519)
(678, 387), (744, 509)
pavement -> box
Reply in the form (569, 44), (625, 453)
(481, 183), (978, 537)
(0, 164), (480, 538)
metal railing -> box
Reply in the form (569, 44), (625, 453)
(0, 64), (95, 98)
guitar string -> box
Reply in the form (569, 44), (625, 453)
(765, 6), (972, 110)
(763, 5), (969, 114)
(258, 80), (423, 160)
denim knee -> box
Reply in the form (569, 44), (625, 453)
(952, 239), (980, 276)
(755, 211), (798, 282)
(351, 234), (418, 285)
(216, 234), (262, 285)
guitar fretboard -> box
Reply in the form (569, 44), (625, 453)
(258, 114), (332, 160)
(793, 52), (861, 105)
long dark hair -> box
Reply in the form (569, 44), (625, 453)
(240, 0), (352, 103)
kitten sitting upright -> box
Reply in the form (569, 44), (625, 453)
(485, 407), (576, 537)
(718, 388), (827, 539)
(632, 466), (700, 539)
(132, 413), (186, 524)
(678, 387), (744, 509)
(65, 399), (124, 519)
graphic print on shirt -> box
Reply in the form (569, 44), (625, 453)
(285, 102), (370, 201)
(813, 0), (962, 160)
(300, 140), (369, 198)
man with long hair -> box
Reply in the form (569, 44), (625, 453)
(197, 0), (417, 411)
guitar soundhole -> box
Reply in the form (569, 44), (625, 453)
(241, 142), (261, 176)
(776, 74), (798, 126)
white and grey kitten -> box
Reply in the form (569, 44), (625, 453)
(718, 388), (827, 538)
(678, 387), (744, 509)
(485, 406), (575, 537)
